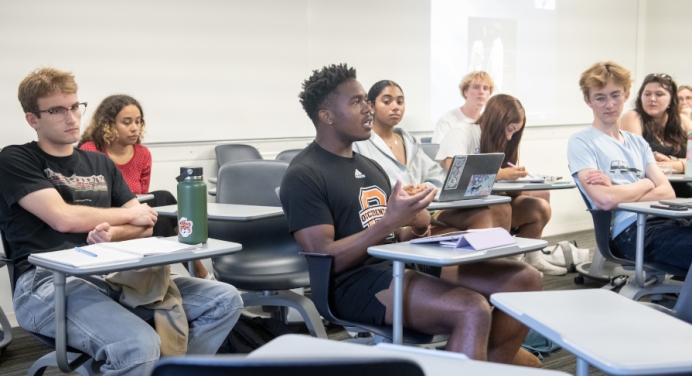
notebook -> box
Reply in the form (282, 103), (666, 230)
(436, 153), (505, 202)
(30, 238), (201, 268)
(410, 228), (515, 251)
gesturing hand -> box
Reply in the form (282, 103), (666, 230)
(87, 222), (115, 244)
(402, 184), (428, 196)
(382, 180), (437, 230)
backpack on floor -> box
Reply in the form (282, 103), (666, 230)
(541, 241), (590, 272)
(217, 315), (295, 354)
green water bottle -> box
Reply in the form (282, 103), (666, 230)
(175, 167), (208, 244)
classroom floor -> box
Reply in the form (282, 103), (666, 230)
(0, 230), (620, 375)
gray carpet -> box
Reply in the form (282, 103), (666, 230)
(0, 230), (624, 375)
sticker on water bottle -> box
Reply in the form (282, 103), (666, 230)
(179, 217), (193, 237)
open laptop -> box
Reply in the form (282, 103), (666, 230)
(435, 153), (504, 202)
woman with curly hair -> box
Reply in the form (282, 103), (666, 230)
(79, 95), (151, 193)
(79, 95), (213, 279)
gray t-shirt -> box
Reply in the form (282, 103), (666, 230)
(567, 126), (655, 238)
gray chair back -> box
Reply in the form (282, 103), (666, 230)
(215, 144), (263, 167)
(216, 160), (287, 206)
(674, 265), (692, 324)
(275, 149), (303, 163)
(420, 143), (439, 160)
(211, 160), (307, 290)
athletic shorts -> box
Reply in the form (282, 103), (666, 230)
(330, 260), (441, 326)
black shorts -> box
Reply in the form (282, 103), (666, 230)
(330, 260), (441, 326)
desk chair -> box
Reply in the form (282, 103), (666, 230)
(210, 160), (327, 338)
(0, 230), (104, 375)
(577, 191), (685, 300)
(152, 356), (424, 376)
(420, 143), (439, 161)
(215, 144), (263, 167)
(275, 149), (303, 163)
(303, 253), (447, 345)
(643, 261), (692, 325)
(419, 136), (432, 143)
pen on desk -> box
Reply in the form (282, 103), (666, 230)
(74, 247), (98, 257)
(506, 162), (535, 178)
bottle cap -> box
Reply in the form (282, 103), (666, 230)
(176, 167), (203, 182)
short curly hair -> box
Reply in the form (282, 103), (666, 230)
(18, 68), (78, 116)
(78, 95), (146, 151)
(299, 63), (357, 125)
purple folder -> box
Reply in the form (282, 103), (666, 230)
(453, 228), (515, 251)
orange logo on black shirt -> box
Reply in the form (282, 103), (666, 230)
(359, 186), (387, 228)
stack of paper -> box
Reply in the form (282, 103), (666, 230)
(410, 228), (515, 251)
(30, 238), (201, 268)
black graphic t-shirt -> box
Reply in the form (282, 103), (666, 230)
(0, 142), (135, 280)
(280, 142), (392, 272)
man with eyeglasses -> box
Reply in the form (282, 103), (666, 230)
(567, 61), (691, 271)
(0, 68), (243, 375)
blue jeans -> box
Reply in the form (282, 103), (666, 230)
(13, 267), (243, 376)
(611, 217), (692, 272)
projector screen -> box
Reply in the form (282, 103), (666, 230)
(431, 0), (639, 127)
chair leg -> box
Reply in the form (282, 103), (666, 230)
(26, 351), (104, 376)
(241, 291), (328, 338)
(619, 277), (683, 301)
(0, 307), (12, 353)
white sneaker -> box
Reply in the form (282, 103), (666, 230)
(526, 254), (568, 276)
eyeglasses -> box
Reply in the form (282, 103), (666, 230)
(645, 73), (673, 82)
(34, 102), (88, 122)
(591, 92), (624, 107)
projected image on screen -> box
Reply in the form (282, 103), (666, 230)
(467, 17), (516, 93)
(431, 0), (556, 126)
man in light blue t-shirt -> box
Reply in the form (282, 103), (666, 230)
(567, 61), (691, 271)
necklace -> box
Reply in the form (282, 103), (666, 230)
(387, 133), (404, 150)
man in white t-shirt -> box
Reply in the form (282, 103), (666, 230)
(568, 61), (691, 272)
(431, 71), (493, 144)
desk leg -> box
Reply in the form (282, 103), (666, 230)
(187, 261), (196, 278)
(576, 358), (588, 376)
(393, 260), (404, 345)
(53, 271), (71, 373)
(635, 213), (646, 287)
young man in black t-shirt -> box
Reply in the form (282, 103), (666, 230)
(0, 68), (242, 375)
(281, 64), (542, 365)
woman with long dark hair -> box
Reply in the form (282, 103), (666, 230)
(621, 74), (692, 197)
(437, 94), (558, 275)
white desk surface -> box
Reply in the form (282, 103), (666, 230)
(667, 174), (692, 182)
(154, 203), (284, 221)
(617, 201), (692, 218)
(492, 181), (576, 192)
(248, 335), (567, 376)
(28, 237), (242, 276)
(367, 237), (547, 267)
(428, 195), (510, 210)
(491, 289), (692, 375)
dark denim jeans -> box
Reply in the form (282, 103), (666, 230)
(611, 217), (692, 271)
